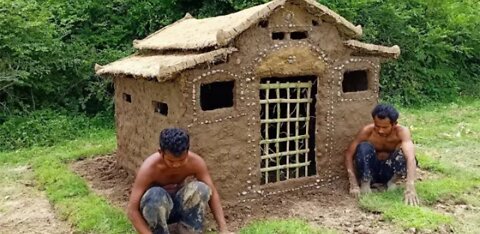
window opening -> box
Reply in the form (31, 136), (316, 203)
(200, 80), (235, 111)
(342, 70), (369, 93)
(272, 32), (285, 40)
(290, 31), (308, 40)
(153, 101), (168, 116)
(259, 20), (269, 28)
(123, 93), (131, 103)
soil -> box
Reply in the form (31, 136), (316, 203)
(71, 154), (405, 233)
(0, 166), (72, 234)
(71, 154), (480, 233)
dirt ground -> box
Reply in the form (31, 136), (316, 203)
(71, 154), (402, 233)
(0, 166), (72, 234)
(71, 154), (480, 234)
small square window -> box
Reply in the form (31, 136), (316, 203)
(290, 31), (308, 40)
(342, 70), (369, 93)
(272, 32), (285, 40)
(200, 81), (234, 111)
(153, 101), (168, 116)
(123, 93), (131, 103)
(258, 20), (269, 28)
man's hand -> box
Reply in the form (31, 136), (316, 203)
(404, 185), (419, 206)
(349, 183), (361, 198)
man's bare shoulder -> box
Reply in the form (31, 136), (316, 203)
(359, 123), (374, 135)
(395, 124), (412, 137)
(188, 151), (205, 163)
(137, 152), (161, 175)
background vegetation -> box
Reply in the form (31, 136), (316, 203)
(1, 0), (479, 122)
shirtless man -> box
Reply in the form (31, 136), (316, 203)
(127, 128), (232, 234)
(344, 104), (419, 206)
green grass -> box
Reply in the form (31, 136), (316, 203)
(359, 99), (480, 230)
(0, 109), (114, 151)
(0, 128), (134, 234)
(1, 99), (479, 233)
(239, 219), (338, 234)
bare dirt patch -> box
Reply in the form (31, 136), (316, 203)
(71, 154), (407, 233)
(70, 154), (133, 210)
(434, 189), (480, 234)
(0, 166), (72, 234)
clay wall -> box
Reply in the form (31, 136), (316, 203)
(114, 1), (382, 201)
(113, 76), (187, 173)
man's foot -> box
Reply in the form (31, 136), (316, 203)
(360, 180), (372, 193)
(177, 223), (199, 234)
(387, 174), (400, 191)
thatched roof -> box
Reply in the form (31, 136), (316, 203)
(133, 0), (363, 51)
(344, 40), (401, 59)
(96, 0), (399, 80)
(95, 48), (236, 81)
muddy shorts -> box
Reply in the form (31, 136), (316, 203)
(354, 141), (417, 184)
(140, 181), (211, 234)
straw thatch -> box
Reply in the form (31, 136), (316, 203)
(95, 48), (237, 81)
(133, 0), (363, 51)
(344, 40), (401, 59)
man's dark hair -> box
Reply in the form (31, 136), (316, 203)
(159, 128), (190, 157)
(371, 104), (399, 123)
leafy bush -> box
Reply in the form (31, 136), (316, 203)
(0, 109), (113, 151)
(0, 0), (478, 115)
(324, 0), (480, 105)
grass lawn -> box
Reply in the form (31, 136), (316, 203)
(1, 98), (479, 233)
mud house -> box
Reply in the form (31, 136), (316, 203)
(95, 0), (400, 201)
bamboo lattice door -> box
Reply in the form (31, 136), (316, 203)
(259, 76), (318, 184)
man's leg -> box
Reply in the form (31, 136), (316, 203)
(384, 149), (415, 190)
(173, 181), (211, 233)
(354, 142), (377, 193)
(140, 187), (174, 234)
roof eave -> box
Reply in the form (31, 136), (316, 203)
(344, 40), (400, 59)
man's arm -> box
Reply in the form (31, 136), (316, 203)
(398, 127), (419, 206)
(127, 164), (153, 234)
(344, 125), (371, 197)
(194, 158), (230, 233)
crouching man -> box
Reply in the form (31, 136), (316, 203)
(127, 128), (232, 233)
(344, 104), (419, 206)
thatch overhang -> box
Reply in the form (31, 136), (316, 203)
(344, 40), (401, 59)
(95, 48), (237, 82)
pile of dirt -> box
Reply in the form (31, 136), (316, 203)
(70, 154), (133, 209)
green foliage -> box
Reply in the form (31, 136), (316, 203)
(0, 0), (60, 113)
(1, 0), (479, 115)
(323, 0), (480, 105)
(0, 109), (113, 151)
(239, 219), (338, 234)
